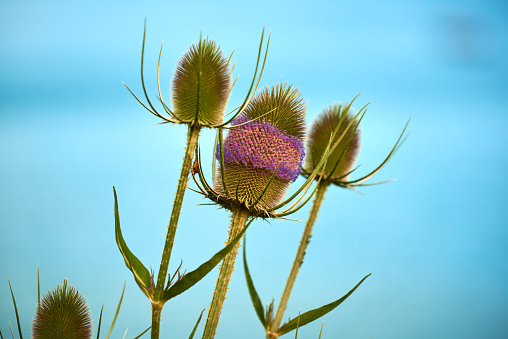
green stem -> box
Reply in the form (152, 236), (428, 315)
(151, 304), (162, 339)
(151, 124), (201, 339)
(202, 207), (251, 339)
(270, 181), (329, 334)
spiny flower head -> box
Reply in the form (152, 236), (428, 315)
(303, 103), (361, 181)
(172, 37), (231, 126)
(215, 82), (306, 210)
(32, 280), (92, 339)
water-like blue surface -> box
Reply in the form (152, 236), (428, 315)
(1, 0), (507, 338)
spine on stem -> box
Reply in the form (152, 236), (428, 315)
(202, 207), (251, 339)
(270, 181), (329, 334)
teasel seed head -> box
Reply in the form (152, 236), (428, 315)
(172, 37), (231, 126)
(214, 82), (306, 210)
(303, 103), (361, 181)
(32, 280), (93, 339)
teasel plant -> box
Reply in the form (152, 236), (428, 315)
(189, 83), (368, 339)
(3, 269), (145, 339)
(118, 19), (272, 339)
(241, 99), (410, 338)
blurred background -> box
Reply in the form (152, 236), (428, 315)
(1, 0), (507, 338)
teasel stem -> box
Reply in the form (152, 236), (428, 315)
(202, 206), (251, 339)
(151, 124), (201, 339)
(270, 180), (329, 334)
(151, 304), (163, 339)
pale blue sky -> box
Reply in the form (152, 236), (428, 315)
(1, 0), (507, 338)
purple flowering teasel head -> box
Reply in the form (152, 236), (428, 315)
(213, 82), (306, 211)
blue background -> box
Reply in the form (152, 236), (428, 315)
(1, 0), (507, 338)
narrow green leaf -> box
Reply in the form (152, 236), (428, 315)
(294, 311), (301, 338)
(96, 304), (104, 339)
(277, 274), (371, 336)
(132, 326), (151, 339)
(104, 282), (126, 339)
(216, 27), (267, 128)
(8, 279), (23, 339)
(318, 322), (324, 339)
(113, 187), (152, 296)
(188, 309), (205, 339)
(341, 118), (410, 186)
(243, 238), (266, 328)
(163, 219), (252, 301)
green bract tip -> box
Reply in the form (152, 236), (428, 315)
(172, 37), (232, 126)
(304, 103), (361, 180)
(32, 280), (93, 339)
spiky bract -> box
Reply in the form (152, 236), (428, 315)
(172, 38), (231, 126)
(215, 83), (306, 210)
(303, 103), (361, 180)
(32, 280), (92, 339)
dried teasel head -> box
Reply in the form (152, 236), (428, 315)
(214, 82), (306, 211)
(32, 280), (92, 339)
(172, 37), (232, 126)
(303, 103), (361, 181)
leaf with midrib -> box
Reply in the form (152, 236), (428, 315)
(188, 309), (205, 339)
(243, 237), (267, 328)
(113, 187), (152, 296)
(276, 274), (371, 336)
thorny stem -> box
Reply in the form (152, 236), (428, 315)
(270, 181), (329, 334)
(151, 124), (201, 339)
(202, 207), (251, 339)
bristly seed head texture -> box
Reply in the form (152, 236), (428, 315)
(172, 37), (231, 127)
(303, 103), (361, 180)
(215, 82), (306, 210)
(32, 280), (93, 339)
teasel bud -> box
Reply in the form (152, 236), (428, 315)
(32, 280), (92, 339)
(214, 82), (306, 211)
(303, 103), (361, 182)
(172, 38), (232, 126)
(301, 98), (409, 188)
(123, 20), (239, 129)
